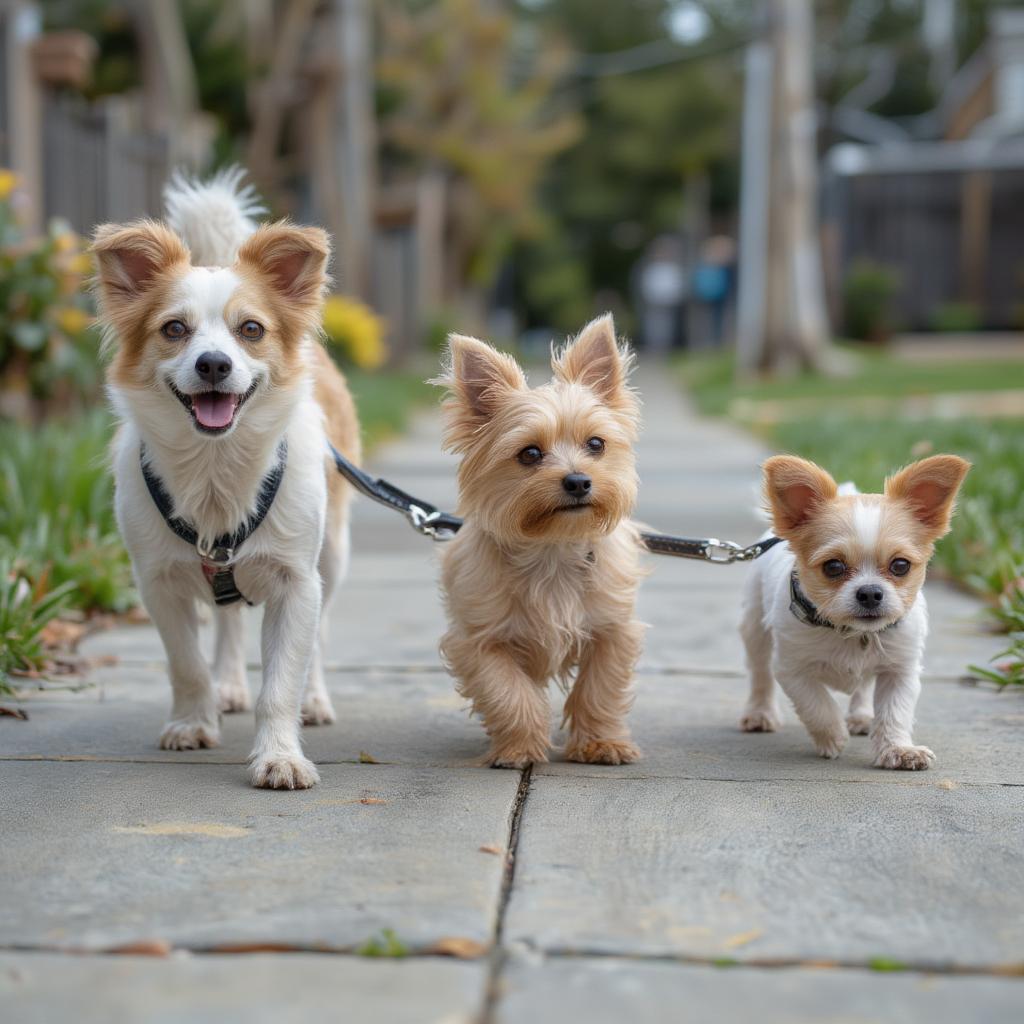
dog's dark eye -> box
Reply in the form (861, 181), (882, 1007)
(822, 559), (847, 579)
(889, 558), (911, 577)
(518, 446), (543, 466)
(161, 320), (188, 340)
(585, 437), (605, 455)
(239, 320), (264, 341)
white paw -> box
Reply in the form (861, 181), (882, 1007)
(301, 693), (337, 726)
(159, 718), (220, 750)
(740, 705), (782, 732)
(846, 712), (873, 736)
(812, 729), (848, 759)
(249, 753), (320, 789)
(874, 745), (935, 771)
(218, 681), (251, 713)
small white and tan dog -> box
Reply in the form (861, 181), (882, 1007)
(739, 454), (970, 770)
(92, 170), (360, 789)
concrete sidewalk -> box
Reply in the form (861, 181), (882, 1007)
(2, 367), (1022, 1023)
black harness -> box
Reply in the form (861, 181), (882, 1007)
(141, 442), (287, 606)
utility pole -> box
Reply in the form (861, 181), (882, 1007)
(736, 0), (833, 376)
(330, 0), (376, 301)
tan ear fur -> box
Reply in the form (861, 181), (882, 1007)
(91, 221), (190, 307)
(763, 455), (839, 537)
(884, 455), (971, 538)
(236, 223), (330, 306)
(552, 313), (632, 405)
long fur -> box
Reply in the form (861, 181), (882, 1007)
(435, 315), (647, 768)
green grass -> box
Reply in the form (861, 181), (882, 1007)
(677, 348), (1024, 417)
(0, 561), (76, 694)
(0, 411), (133, 614)
(346, 366), (436, 451)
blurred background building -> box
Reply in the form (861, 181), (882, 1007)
(2, 0), (1023, 363)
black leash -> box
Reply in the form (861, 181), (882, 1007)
(141, 441), (288, 605)
(327, 442), (786, 565)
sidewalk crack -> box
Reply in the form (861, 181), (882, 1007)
(478, 765), (533, 1024)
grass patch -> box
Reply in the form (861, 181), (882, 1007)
(677, 348), (1024, 417)
(0, 411), (133, 614)
(345, 366), (435, 451)
(356, 928), (409, 958)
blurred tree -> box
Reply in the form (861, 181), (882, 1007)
(510, 0), (745, 336)
(377, 0), (582, 326)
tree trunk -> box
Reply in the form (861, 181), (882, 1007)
(737, 0), (835, 377)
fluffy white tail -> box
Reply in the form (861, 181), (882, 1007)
(163, 166), (265, 266)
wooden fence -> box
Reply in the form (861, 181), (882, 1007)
(827, 166), (1024, 331)
(41, 94), (170, 233)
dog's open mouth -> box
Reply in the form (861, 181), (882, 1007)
(168, 379), (259, 435)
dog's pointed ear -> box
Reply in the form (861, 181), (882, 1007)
(552, 314), (633, 405)
(91, 221), (189, 309)
(237, 223), (330, 306)
(763, 456), (839, 537)
(439, 334), (527, 419)
(885, 455), (971, 539)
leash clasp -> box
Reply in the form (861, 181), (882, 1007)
(196, 539), (234, 565)
(701, 539), (744, 563)
(406, 505), (457, 541)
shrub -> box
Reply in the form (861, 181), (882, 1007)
(930, 302), (983, 333)
(322, 295), (388, 369)
(0, 171), (99, 418)
(842, 261), (900, 342)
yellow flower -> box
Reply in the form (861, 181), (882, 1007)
(0, 168), (19, 200)
(53, 231), (78, 254)
(322, 295), (388, 369)
(69, 253), (94, 276)
(57, 306), (91, 337)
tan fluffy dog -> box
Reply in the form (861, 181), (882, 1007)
(435, 315), (645, 769)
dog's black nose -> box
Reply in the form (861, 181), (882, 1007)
(562, 473), (592, 496)
(856, 585), (884, 609)
(195, 351), (232, 385)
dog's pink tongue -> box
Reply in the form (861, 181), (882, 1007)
(193, 392), (237, 429)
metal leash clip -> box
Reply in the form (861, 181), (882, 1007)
(406, 505), (457, 541)
(700, 539), (745, 563)
(196, 539), (234, 565)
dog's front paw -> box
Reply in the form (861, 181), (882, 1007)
(740, 704), (782, 733)
(846, 712), (873, 736)
(812, 729), (848, 760)
(218, 680), (251, 713)
(159, 718), (220, 750)
(487, 744), (548, 770)
(565, 738), (641, 765)
(249, 753), (320, 789)
(301, 693), (337, 726)
(874, 744), (934, 771)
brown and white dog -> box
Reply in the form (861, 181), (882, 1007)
(92, 169), (360, 789)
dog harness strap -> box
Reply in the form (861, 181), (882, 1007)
(139, 441), (288, 606)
